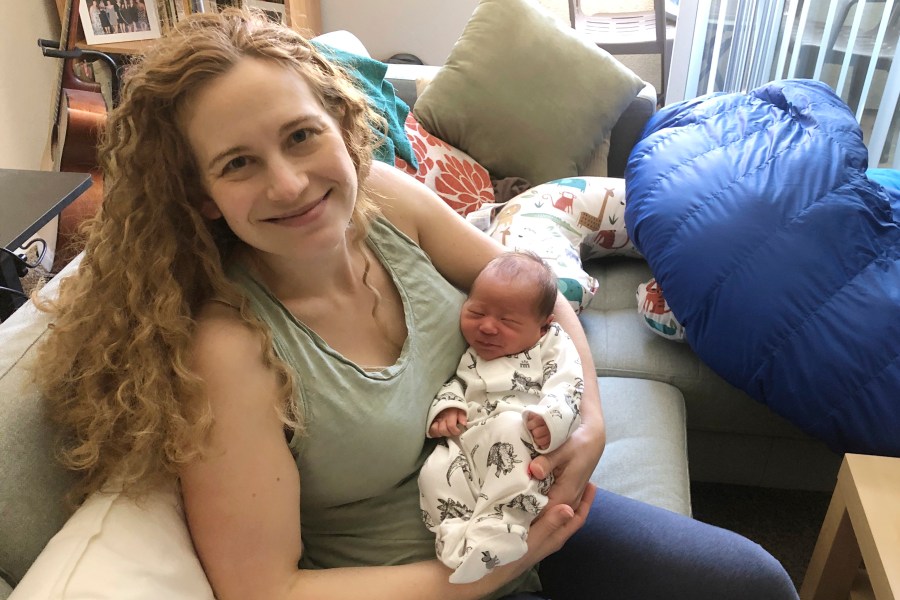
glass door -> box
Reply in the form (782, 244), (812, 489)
(667, 0), (900, 167)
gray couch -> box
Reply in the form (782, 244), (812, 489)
(0, 70), (837, 597)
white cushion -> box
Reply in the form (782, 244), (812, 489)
(9, 484), (213, 599)
(1, 253), (213, 598)
(311, 30), (370, 57)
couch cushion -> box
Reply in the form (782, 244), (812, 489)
(8, 485), (214, 599)
(585, 256), (654, 311)
(0, 257), (81, 588)
(591, 377), (690, 516)
(412, 0), (643, 186)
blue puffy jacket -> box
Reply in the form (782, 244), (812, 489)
(625, 79), (900, 456)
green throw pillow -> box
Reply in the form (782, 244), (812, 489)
(413, 0), (644, 186)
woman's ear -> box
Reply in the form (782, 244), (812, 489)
(199, 197), (223, 220)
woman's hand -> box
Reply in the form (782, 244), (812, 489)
(524, 482), (597, 560)
(529, 420), (604, 509)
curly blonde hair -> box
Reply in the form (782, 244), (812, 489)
(37, 8), (383, 505)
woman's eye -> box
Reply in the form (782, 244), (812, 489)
(290, 129), (311, 144)
(222, 156), (248, 174)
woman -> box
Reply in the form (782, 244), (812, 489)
(97, 0), (111, 34)
(103, 0), (118, 34)
(38, 9), (799, 600)
(88, 0), (103, 35)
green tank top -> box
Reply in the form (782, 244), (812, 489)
(229, 218), (538, 596)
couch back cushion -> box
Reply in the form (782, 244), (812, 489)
(412, 0), (644, 186)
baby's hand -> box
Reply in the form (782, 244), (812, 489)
(429, 408), (468, 438)
(525, 412), (551, 450)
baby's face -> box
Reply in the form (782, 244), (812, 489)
(460, 274), (550, 361)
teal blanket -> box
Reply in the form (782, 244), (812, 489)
(312, 42), (417, 169)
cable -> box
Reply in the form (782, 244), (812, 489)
(0, 285), (29, 300)
(19, 238), (48, 268)
(1, 239), (48, 277)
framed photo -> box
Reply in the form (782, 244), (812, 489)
(244, 0), (286, 24)
(79, 0), (162, 45)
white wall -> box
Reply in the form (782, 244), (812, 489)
(0, 1), (61, 170)
(321, 0), (479, 65)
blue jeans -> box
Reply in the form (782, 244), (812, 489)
(502, 488), (798, 599)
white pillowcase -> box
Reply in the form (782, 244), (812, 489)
(485, 176), (641, 313)
(9, 484), (214, 600)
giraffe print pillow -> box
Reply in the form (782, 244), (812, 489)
(566, 177), (642, 261)
(486, 177), (640, 313)
(487, 177), (640, 312)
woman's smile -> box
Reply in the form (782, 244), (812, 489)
(263, 192), (330, 227)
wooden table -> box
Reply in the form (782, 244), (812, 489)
(0, 169), (92, 321)
(800, 453), (900, 600)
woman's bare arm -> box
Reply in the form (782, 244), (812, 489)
(369, 161), (506, 291)
(181, 302), (587, 600)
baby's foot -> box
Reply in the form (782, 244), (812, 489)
(434, 518), (469, 570)
(448, 524), (528, 584)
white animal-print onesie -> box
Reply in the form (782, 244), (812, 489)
(418, 322), (583, 584)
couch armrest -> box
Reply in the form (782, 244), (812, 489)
(607, 82), (657, 178)
(385, 64), (655, 179)
(384, 63), (440, 109)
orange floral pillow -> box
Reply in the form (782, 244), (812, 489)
(394, 114), (495, 216)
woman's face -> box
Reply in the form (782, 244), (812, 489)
(183, 57), (358, 263)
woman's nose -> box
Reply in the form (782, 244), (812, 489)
(267, 156), (308, 203)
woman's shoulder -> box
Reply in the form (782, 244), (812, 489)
(365, 160), (447, 245)
(192, 301), (266, 377)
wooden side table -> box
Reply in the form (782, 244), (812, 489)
(800, 453), (900, 600)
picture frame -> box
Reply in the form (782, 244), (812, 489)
(79, 0), (162, 45)
(244, 0), (286, 24)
